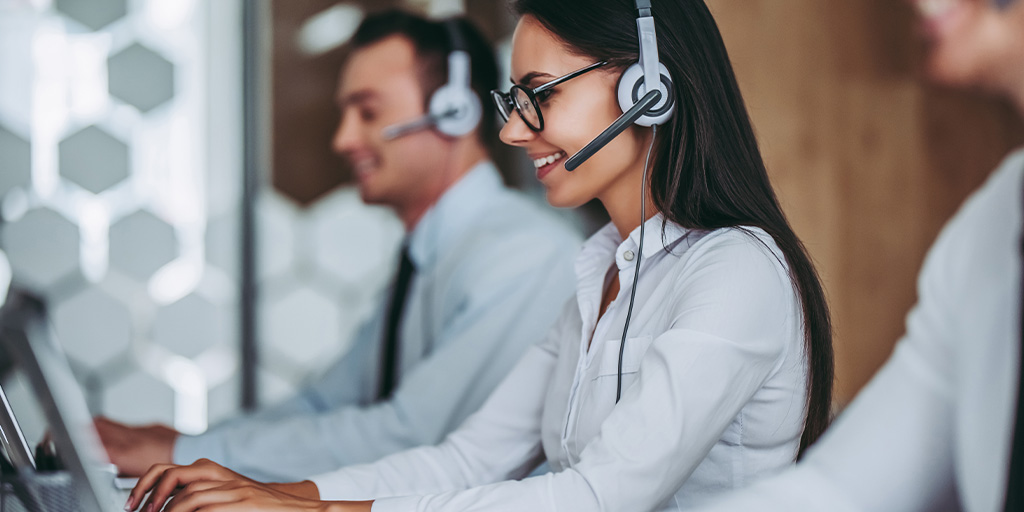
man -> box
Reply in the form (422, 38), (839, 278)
(97, 11), (579, 481)
(692, 0), (1024, 510)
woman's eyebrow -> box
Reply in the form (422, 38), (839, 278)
(514, 71), (554, 85)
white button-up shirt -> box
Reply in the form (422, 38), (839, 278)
(173, 162), (581, 481)
(312, 214), (810, 511)
(691, 149), (1024, 512)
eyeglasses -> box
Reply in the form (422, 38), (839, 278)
(490, 61), (607, 132)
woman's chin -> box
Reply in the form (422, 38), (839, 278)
(544, 188), (590, 210)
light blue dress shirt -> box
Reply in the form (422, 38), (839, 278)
(173, 161), (581, 481)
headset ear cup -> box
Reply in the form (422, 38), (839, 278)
(429, 84), (482, 138)
(616, 62), (675, 127)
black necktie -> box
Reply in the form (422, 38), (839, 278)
(1004, 169), (1024, 511)
(378, 244), (415, 401)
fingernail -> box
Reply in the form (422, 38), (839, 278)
(123, 496), (134, 511)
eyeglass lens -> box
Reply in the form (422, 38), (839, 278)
(512, 87), (540, 130)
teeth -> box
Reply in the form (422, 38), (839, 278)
(916, 0), (955, 18)
(532, 151), (566, 169)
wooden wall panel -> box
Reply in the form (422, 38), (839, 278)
(708, 0), (1024, 404)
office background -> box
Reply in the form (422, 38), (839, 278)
(0, 0), (1020, 441)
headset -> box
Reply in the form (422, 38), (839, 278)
(557, 1), (675, 402)
(382, 19), (483, 140)
(564, 0), (675, 172)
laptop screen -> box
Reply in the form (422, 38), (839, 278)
(0, 287), (119, 512)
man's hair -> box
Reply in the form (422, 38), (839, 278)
(350, 10), (499, 147)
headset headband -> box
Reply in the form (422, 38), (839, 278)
(635, 0), (660, 101)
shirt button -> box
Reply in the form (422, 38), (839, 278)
(623, 250), (635, 262)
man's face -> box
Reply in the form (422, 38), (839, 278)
(910, 0), (1024, 90)
(332, 36), (449, 209)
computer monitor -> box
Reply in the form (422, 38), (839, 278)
(0, 287), (120, 512)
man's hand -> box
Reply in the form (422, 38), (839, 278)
(94, 416), (178, 477)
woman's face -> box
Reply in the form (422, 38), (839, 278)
(911, 0), (1024, 91)
(500, 15), (652, 209)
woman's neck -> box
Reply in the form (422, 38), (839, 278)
(601, 178), (659, 241)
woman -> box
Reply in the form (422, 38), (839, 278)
(126, 1), (833, 510)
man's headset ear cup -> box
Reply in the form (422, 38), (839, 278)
(617, 62), (675, 127)
(429, 83), (482, 137)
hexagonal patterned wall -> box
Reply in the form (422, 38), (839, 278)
(52, 287), (132, 369)
(1, 208), (81, 291)
(0, 0), (226, 440)
(108, 43), (176, 113)
(108, 210), (178, 281)
(58, 125), (130, 194)
(0, 0), (411, 445)
(153, 293), (231, 359)
(0, 125), (31, 200)
(55, 0), (126, 31)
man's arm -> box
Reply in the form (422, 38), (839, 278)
(169, 232), (578, 481)
(98, 314), (381, 477)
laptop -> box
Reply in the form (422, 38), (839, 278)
(0, 287), (125, 512)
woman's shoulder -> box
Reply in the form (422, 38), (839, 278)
(660, 225), (795, 307)
(679, 225), (788, 272)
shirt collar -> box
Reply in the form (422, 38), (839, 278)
(406, 160), (502, 269)
(578, 213), (692, 272)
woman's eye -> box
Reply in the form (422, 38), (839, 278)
(535, 89), (555, 103)
(360, 109), (377, 122)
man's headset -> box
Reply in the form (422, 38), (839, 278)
(564, 0), (674, 171)
(382, 19), (482, 140)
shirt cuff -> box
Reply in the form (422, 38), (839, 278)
(172, 433), (227, 466)
(310, 472), (371, 502)
(371, 496), (422, 512)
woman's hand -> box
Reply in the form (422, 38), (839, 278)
(126, 458), (259, 511)
(145, 478), (330, 512)
(125, 458), (372, 512)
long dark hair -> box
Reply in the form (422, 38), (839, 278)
(514, 0), (834, 458)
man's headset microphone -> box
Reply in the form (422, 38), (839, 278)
(382, 20), (482, 141)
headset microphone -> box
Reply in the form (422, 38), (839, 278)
(382, 115), (437, 140)
(563, 0), (674, 171)
(382, 19), (482, 141)
(565, 89), (661, 171)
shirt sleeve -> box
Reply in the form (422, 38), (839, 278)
(311, 311), (569, 500)
(687, 194), (972, 512)
(172, 315), (380, 477)
(176, 229), (579, 482)
(322, 232), (808, 511)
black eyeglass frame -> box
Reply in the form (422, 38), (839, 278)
(490, 61), (608, 132)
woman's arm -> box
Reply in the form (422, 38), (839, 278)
(359, 234), (809, 511)
(127, 305), (570, 511)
